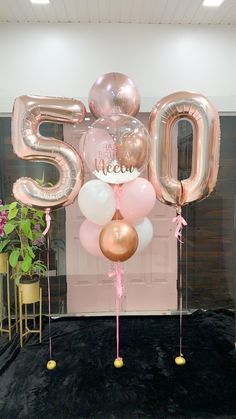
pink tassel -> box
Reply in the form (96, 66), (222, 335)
(172, 214), (187, 243)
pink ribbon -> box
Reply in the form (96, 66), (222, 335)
(108, 262), (124, 360)
(108, 262), (124, 298)
(113, 185), (122, 210)
(43, 209), (53, 359)
(172, 214), (187, 243)
(46, 234), (52, 360)
(43, 208), (51, 236)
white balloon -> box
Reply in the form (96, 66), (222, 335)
(135, 217), (153, 253)
(78, 179), (116, 225)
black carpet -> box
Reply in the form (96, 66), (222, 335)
(0, 310), (236, 419)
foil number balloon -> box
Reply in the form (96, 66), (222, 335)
(12, 95), (86, 209)
(148, 91), (220, 207)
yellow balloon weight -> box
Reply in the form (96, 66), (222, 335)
(175, 356), (186, 366)
(47, 360), (57, 370)
(114, 357), (124, 368)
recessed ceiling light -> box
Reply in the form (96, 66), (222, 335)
(30, 0), (50, 4)
(203, 0), (224, 6)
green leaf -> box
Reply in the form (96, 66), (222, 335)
(35, 173), (45, 186)
(21, 207), (28, 217)
(9, 249), (20, 268)
(27, 246), (35, 258)
(22, 254), (32, 273)
(20, 219), (33, 240)
(0, 204), (9, 211)
(39, 219), (46, 227)
(9, 202), (17, 210)
(0, 239), (11, 252)
(34, 260), (47, 275)
(8, 207), (18, 220)
(35, 260), (46, 267)
(35, 210), (44, 220)
(4, 222), (17, 235)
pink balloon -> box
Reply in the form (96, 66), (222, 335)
(79, 219), (103, 257)
(119, 178), (156, 223)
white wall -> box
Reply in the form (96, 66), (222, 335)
(1, 22), (236, 113)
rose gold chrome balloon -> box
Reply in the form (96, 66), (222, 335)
(112, 209), (123, 220)
(116, 131), (149, 169)
(12, 95), (86, 209)
(89, 72), (140, 118)
(148, 91), (220, 207)
(99, 220), (138, 262)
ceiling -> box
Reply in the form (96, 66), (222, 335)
(0, 0), (236, 25)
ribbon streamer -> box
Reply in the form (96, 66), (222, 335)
(43, 208), (51, 236)
(173, 209), (187, 360)
(108, 262), (124, 298)
(109, 187), (124, 361)
(179, 238), (183, 357)
(113, 185), (122, 211)
(43, 208), (53, 361)
(46, 234), (52, 360)
(108, 262), (124, 359)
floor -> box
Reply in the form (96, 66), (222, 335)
(0, 309), (235, 419)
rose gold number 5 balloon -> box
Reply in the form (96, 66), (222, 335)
(12, 95), (86, 209)
(148, 91), (220, 207)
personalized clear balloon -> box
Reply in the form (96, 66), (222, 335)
(83, 114), (150, 184)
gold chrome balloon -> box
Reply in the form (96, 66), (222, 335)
(99, 220), (138, 262)
(116, 131), (150, 170)
(112, 209), (123, 221)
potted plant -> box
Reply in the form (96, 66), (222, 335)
(0, 200), (47, 301)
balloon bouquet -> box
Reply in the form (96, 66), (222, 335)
(78, 73), (156, 368)
(10, 73), (220, 370)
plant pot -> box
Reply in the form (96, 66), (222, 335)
(0, 253), (8, 273)
(18, 275), (40, 304)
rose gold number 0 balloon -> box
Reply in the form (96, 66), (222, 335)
(148, 91), (220, 207)
(12, 95), (86, 209)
